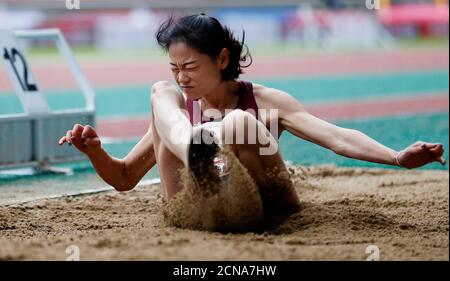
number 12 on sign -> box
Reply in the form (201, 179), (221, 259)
(3, 47), (38, 92)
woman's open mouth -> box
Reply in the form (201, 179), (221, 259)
(181, 86), (194, 93)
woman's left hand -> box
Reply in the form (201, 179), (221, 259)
(397, 142), (446, 169)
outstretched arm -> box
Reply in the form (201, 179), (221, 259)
(266, 88), (446, 169)
(59, 121), (156, 191)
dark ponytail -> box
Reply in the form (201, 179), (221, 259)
(156, 14), (252, 81)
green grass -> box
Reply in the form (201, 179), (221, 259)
(23, 36), (449, 62)
(25, 46), (167, 62)
(395, 36), (449, 49)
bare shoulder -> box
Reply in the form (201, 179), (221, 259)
(251, 82), (303, 111)
(252, 83), (283, 105)
(252, 82), (275, 96)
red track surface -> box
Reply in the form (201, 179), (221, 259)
(1, 47), (447, 140)
(0, 48), (448, 90)
(97, 93), (449, 138)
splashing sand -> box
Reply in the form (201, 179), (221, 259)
(162, 146), (264, 232)
(0, 165), (448, 260)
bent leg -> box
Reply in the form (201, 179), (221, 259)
(222, 110), (300, 214)
(151, 81), (191, 166)
(150, 81), (190, 199)
(151, 119), (185, 199)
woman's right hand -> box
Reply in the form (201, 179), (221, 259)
(58, 124), (101, 155)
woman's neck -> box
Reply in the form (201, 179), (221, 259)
(201, 80), (239, 111)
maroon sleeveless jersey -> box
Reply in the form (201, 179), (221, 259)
(185, 81), (259, 126)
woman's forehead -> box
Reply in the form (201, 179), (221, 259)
(168, 42), (204, 64)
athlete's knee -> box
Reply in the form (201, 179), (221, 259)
(223, 109), (258, 131)
(150, 81), (177, 102)
(222, 110), (278, 155)
(150, 81), (186, 118)
(221, 109), (259, 145)
(225, 109), (256, 121)
(151, 80), (173, 94)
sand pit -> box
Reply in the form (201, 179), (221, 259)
(0, 165), (448, 261)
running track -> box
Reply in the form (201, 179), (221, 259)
(94, 48), (448, 138)
(0, 48), (448, 90)
(1, 47), (448, 138)
(97, 93), (449, 138)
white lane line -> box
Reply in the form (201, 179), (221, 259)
(3, 177), (161, 206)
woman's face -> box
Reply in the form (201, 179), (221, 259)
(168, 41), (224, 100)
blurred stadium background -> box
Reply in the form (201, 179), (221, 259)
(1, 0), (448, 48)
(0, 0), (448, 204)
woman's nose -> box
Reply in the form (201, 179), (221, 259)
(177, 71), (190, 84)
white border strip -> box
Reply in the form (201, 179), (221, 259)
(3, 177), (161, 206)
